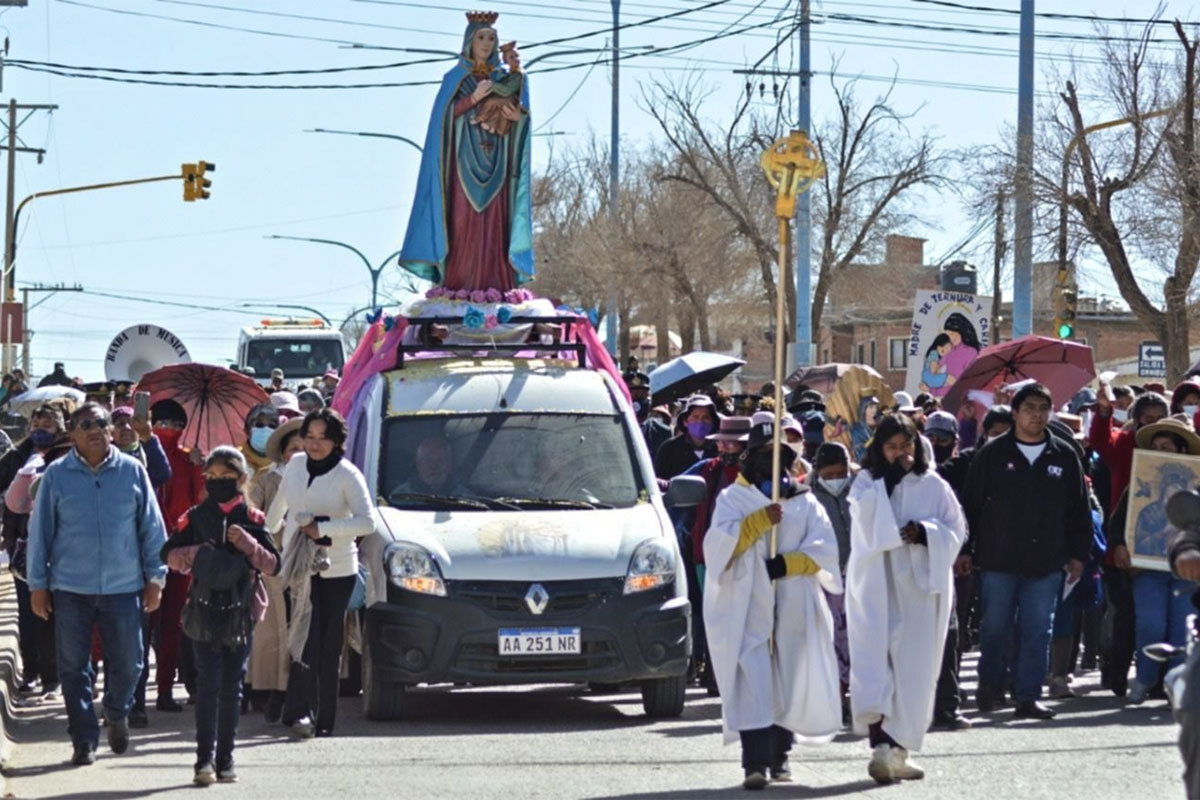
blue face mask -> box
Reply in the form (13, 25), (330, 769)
(249, 426), (273, 454)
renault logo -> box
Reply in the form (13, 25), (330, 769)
(525, 583), (550, 615)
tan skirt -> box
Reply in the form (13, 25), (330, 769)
(247, 572), (290, 691)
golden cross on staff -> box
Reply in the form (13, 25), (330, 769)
(759, 130), (825, 563)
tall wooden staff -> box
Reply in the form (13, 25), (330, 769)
(758, 132), (825, 560)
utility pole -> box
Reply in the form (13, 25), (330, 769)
(793, 0), (813, 368)
(3, 99), (56, 373)
(992, 190), (1006, 341)
(1012, 0), (1035, 338)
(606, 0), (620, 358)
(21, 282), (82, 376)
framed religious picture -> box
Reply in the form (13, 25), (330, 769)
(1126, 449), (1200, 571)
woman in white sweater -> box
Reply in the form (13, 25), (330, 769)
(265, 408), (377, 738)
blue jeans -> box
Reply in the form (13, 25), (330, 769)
(192, 636), (251, 768)
(53, 590), (143, 748)
(1132, 571), (1197, 687)
(977, 571), (1061, 703)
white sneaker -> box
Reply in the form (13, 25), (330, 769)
(1127, 680), (1148, 705)
(291, 717), (316, 739)
(889, 747), (925, 780)
(868, 744), (893, 784)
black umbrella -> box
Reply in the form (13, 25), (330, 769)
(648, 352), (745, 407)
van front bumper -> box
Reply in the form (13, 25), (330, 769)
(364, 577), (690, 685)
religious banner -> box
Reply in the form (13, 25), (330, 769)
(904, 290), (993, 398)
(1127, 449), (1200, 572)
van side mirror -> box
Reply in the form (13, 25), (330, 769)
(664, 475), (707, 509)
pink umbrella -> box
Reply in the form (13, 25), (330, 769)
(941, 335), (1096, 412)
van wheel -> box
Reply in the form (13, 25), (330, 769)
(362, 637), (406, 721)
(640, 674), (686, 718)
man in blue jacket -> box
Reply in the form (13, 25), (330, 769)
(26, 402), (168, 766)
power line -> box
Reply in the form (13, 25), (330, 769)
(909, 0), (1193, 26)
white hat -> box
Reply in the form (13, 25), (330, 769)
(893, 391), (914, 409)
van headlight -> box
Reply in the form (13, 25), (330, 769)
(385, 542), (446, 597)
(624, 538), (675, 594)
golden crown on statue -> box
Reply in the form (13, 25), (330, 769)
(466, 10), (499, 24)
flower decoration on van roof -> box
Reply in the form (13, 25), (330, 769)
(463, 306), (486, 329)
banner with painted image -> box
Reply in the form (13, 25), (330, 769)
(1127, 450), (1200, 572)
(904, 290), (992, 398)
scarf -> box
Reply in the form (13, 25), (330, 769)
(304, 449), (343, 487)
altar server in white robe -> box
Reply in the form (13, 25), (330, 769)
(704, 414), (844, 791)
(846, 412), (966, 785)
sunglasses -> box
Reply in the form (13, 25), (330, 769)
(76, 419), (111, 432)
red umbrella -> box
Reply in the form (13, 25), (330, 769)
(136, 363), (271, 453)
(941, 335), (1096, 412)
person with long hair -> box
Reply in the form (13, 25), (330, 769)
(930, 313), (983, 398)
(846, 413), (965, 784)
(266, 408), (377, 738)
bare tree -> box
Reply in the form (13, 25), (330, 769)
(1052, 17), (1200, 381)
(642, 70), (947, 344)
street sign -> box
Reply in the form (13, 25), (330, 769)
(0, 302), (23, 344)
(1139, 341), (1166, 378)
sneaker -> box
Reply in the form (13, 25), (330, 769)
(742, 770), (768, 790)
(1013, 700), (1056, 720)
(128, 707), (149, 729)
(107, 716), (130, 754)
(41, 686), (60, 703)
(1128, 680), (1148, 705)
(931, 710), (972, 730)
(217, 764), (238, 784)
(769, 760), (792, 783)
(156, 695), (184, 712)
(194, 762), (216, 786)
(1048, 677), (1076, 699)
(291, 717), (315, 739)
(868, 744), (893, 784)
(71, 743), (96, 766)
(17, 679), (39, 696)
(889, 747), (925, 781)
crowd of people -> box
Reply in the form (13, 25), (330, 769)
(3, 365), (380, 785)
(624, 358), (1200, 790)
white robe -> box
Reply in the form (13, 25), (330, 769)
(704, 478), (844, 745)
(846, 468), (965, 752)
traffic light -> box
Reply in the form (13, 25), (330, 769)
(181, 160), (215, 202)
(1052, 265), (1076, 339)
(181, 162), (196, 202)
(195, 160), (214, 200)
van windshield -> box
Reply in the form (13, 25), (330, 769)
(245, 338), (344, 379)
(381, 413), (644, 511)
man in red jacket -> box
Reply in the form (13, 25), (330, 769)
(1089, 387), (1169, 511)
(150, 400), (206, 711)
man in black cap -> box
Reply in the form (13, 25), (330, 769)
(38, 362), (74, 389)
(623, 371), (652, 424)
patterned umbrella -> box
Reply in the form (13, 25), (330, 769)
(7, 385), (86, 417)
(136, 363), (270, 453)
(940, 335), (1096, 413)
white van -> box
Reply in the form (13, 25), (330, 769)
(352, 327), (697, 720)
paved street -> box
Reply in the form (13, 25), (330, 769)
(2, 652), (1185, 800)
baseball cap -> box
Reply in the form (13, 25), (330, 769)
(925, 410), (958, 438)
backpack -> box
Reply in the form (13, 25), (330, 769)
(181, 546), (256, 650)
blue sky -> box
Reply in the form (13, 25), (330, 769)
(0, 0), (1188, 380)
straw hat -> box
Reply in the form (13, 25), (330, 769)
(1136, 414), (1200, 456)
(265, 417), (304, 464)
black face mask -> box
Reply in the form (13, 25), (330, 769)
(205, 477), (240, 505)
(933, 443), (955, 464)
(720, 451), (741, 467)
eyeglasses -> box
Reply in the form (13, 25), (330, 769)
(76, 419), (111, 432)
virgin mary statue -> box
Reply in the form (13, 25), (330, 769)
(399, 11), (535, 292)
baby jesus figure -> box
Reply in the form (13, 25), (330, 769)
(474, 41), (527, 136)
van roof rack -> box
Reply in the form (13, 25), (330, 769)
(395, 315), (590, 369)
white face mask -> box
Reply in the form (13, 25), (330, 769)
(819, 477), (848, 495)
(1184, 405), (1199, 418)
(1113, 408), (1130, 424)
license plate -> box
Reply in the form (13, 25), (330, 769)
(497, 627), (582, 656)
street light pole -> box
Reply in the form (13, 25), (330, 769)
(1012, 0), (1035, 338)
(265, 235), (402, 310)
(607, 0), (621, 358)
(305, 128), (423, 153)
